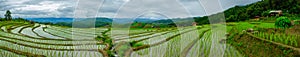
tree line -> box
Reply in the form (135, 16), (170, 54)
(192, 0), (300, 25)
(223, 0), (300, 22)
(0, 10), (12, 21)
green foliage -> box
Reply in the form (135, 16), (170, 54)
(283, 49), (293, 56)
(237, 42), (243, 47)
(0, 18), (5, 21)
(194, 16), (209, 25)
(129, 41), (144, 48)
(224, 0), (300, 22)
(258, 23), (276, 28)
(4, 10), (12, 20)
(116, 45), (131, 56)
(95, 28), (120, 57)
(95, 28), (113, 45)
(106, 50), (115, 57)
(131, 21), (177, 28)
(261, 11), (270, 17)
(131, 22), (150, 28)
(1, 10), (31, 22)
(233, 22), (255, 32)
(275, 17), (292, 28)
(254, 32), (299, 47)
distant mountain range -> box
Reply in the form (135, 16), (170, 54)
(23, 0), (300, 28)
(25, 18), (73, 23)
(25, 17), (160, 24)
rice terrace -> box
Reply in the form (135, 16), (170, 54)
(0, 0), (300, 57)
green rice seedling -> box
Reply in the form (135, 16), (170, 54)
(261, 32), (264, 39)
(270, 33), (274, 41)
(260, 32), (263, 38)
(264, 33), (268, 39)
(287, 37), (291, 45)
(279, 34), (284, 42)
(268, 33), (272, 40)
(292, 36), (295, 45)
(290, 35), (295, 46)
(253, 32), (299, 47)
(255, 32), (259, 37)
(259, 32), (263, 39)
(274, 34), (278, 42)
(285, 35), (290, 45)
(292, 36), (298, 47)
(265, 33), (269, 40)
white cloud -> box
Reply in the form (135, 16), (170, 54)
(0, 0), (260, 18)
(16, 3), (61, 11)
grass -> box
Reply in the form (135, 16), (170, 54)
(254, 32), (299, 47)
(227, 21), (300, 57)
(258, 23), (276, 28)
(229, 33), (299, 57)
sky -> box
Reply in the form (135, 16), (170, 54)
(0, 0), (260, 18)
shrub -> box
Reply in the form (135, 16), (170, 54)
(129, 41), (144, 47)
(275, 17), (292, 28)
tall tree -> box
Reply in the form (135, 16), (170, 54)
(4, 10), (12, 20)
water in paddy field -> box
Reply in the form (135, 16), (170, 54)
(128, 26), (242, 57)
(0, 21), (244, 57)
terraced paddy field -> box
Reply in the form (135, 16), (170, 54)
(0, 21), (244, 57)
(227, 22), (300, 57)
(3, 21), (300, 57)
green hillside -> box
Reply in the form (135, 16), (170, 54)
(224, 0), (300, 22)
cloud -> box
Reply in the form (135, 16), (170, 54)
(179, 0), (206, 17)
(0, 0), (260, 18)
(97, 0), (127, 17)
(0, 0), (76, 18)
(96, 0), (260, 18)
(219, 0), (261, 9)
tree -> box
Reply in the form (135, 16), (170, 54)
(275, 17), (292, 28)
(261, 11), (270, 17)
(4, 10), (12, 20)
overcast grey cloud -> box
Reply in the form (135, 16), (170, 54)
(0, 0), (260, 18)
(0, 0), (76, 18)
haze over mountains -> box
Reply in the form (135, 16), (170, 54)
(24, 17), (160, 24)
(22, 0), (300, 28)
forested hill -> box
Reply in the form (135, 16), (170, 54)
(223, 0), (300, 22)
(194, 0), (300, 24)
